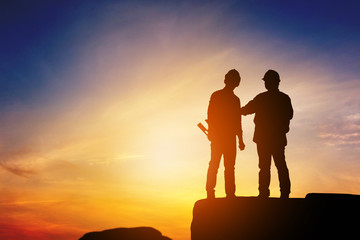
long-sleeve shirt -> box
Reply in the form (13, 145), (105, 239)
(207, 88), (242, 142)
(241, 89), (293, 146)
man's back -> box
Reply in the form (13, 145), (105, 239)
(207, 88), (241, 141)
(242, 90), (293, 145)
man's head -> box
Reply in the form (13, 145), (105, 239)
(224, 69), (241, 89)
(262, 69), (280, 91)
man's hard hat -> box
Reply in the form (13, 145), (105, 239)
(262, 69), (280, 82)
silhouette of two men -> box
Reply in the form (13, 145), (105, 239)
(205, 69), (293, 199)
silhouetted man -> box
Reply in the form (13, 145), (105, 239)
(206, 69), (245, 199)
(241, 70), (293, 199)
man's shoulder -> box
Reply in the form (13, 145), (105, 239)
(211, 90), (240, 101)
(254, 91), (268, 100)
(278, 91), (291, 100)
(211, 89), (237, 98)
(256, 91), (290, 99)
(210, 90), (223, 101)
(211, 89), (223, 96)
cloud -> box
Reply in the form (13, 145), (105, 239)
(317, 115), (360, 149)
(0, 163), (36, 178)
(312, 79), (360, 151)
(0, 148), (42, 177)
(0, 216), (85, 240)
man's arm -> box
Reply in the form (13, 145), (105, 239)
(288, 96), (294, 120)
(237, 98), (245, 150)
(207, 94), (215, 141)
(240, 98), (257, 116)
(284, 95), (293, 133)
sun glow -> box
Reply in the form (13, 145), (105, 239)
(1, 2), (360, 240)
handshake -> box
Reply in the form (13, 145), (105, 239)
(197, 121), (245, 151)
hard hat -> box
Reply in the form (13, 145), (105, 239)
(262, 69), (280, 82)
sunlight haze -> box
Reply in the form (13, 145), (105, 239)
(1, 1), (359, 239)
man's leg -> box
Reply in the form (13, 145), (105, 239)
(273, 145), (291, 198)
(257, 144), (271, 198)
(223, 141), (237, 197)
(206, 142), (222, 198)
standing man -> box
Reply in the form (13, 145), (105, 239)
(206, 69), (245, 199)
(241, 70), (293, 199)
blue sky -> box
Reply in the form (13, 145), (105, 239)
(1, 0), (359, 106)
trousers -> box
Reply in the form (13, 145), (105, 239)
(257, 143), (290, 196)
(206, 139), (236, 196)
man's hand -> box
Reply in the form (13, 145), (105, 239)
(238, 139), (245, 151)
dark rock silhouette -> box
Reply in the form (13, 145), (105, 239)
(191, 193), (360, 240)
(79, 227), (171, 240)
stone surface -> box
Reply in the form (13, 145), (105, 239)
(191, 193), (360, 240)
(79, 227), (171, 240)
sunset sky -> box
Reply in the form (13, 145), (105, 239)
(1, 1), (360, 239)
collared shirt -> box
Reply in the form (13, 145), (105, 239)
(207, 88), (242, 141)
(242, 89), (293, 146)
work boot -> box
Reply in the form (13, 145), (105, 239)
(226, 193), (236, 199)
(280, 192), (289, 199)
(258, 192), (270, 199)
